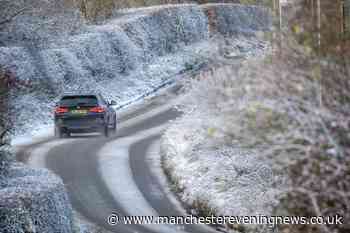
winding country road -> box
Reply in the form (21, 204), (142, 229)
(15, 85), (220, 233)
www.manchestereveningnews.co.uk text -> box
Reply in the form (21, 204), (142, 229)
(107, 213), (343, 226)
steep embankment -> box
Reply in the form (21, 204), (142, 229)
(0, 3), (270, 136)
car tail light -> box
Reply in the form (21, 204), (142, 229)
(89, 106), (105, 113)
(55, 107), (68, 114)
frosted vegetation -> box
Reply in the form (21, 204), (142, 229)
(0, 0), (82, 45)
(162, 31), (350, 233)
(0, 159), (74, 233)
(0, 3), (270, 137)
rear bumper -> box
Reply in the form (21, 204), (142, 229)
(64, 127), (103, 133)
(55, 115), (106, 133)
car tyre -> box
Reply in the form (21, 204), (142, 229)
(55, 127), (70, 138)
(111, 120), (117, 134)
(104, 125), (109, 138)
(55, 126), (63, 138)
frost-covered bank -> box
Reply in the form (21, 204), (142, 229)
(161, 53), (281, 233)
(0, 3), (270, 137)
(0, 0), (82, 45)
(161, 40), (350, 232)
(0, 156), (74, 232)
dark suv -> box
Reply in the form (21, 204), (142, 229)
(54, 93), (117, 138)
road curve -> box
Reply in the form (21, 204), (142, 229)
(15, 87), (220, 233)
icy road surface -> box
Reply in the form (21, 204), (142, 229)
(14, 85), (219, 233)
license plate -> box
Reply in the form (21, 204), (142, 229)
(71, 109), (88, 115)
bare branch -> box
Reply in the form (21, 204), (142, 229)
(0, 7), (28, 27)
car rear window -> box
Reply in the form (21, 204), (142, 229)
(59, 95), (98, 107)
